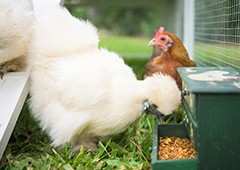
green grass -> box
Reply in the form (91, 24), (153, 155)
(1, 104), (158, 169)
(0, 35), (182, 169)
(99, 35), (152, 58)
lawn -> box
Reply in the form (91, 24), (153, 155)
(0, 35), (165, 169)
(99, 34), (152, 58)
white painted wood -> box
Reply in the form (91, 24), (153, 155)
(184, 0), (195, 59)
(0, 67), (31, 159)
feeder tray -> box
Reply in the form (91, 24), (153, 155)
(151, 124), (198, 170)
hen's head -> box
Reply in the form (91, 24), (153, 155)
(148, 26), (196, 67)
(148, 27), (174, 52)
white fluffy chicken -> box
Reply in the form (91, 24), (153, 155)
(0, 0), (34, 78)
(28, 2), (181, 149)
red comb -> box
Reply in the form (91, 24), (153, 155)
(159, 27), (165, 33)
(154, 27), (165, 38)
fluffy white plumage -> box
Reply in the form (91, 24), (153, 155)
(28, 2), (181, 149)
(29, 0), (98, 59)
(0, 0), (33, 65)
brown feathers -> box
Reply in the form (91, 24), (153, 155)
(165, 31), (196, 67)
(143, 27), (196, 89)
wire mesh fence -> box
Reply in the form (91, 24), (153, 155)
(194, 0), (240, 71)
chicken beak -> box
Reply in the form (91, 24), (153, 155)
(143, 101), (166, 122)
(147, 109), (166, 123)
(148, 39), (155, 46)
(156, 114), (166, 123)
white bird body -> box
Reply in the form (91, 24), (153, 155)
(28, 2), (181, 149)
(0, 0), (33, 75)
(30, 48), (144, 147)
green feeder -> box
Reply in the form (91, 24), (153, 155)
(152, 67), (240, 170)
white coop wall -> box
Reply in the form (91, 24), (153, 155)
(184, 0), (195, 60)
(193, 0), (240, 71)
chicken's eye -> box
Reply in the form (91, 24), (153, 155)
(160, 37), (166, 41)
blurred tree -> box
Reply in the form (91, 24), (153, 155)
(66, 0), (183, 37)
(68, 5), (161, 36)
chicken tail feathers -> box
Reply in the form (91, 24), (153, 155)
(29, 2), (99, 59)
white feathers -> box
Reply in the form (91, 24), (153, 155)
(28, 1), (99, 59)
(29, 50), (181, 149)
(15, 1), (181, 149)
(28, 3), (181, 149)
(143, 74), (181, 115)
(29, 49), (141, 148)
(0, 0), (34, 64)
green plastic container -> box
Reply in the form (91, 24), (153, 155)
(179, 67), (240, 170)
(152, 67), (240, 170)
(151, 124), (198, 170)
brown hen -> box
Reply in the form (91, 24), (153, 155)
(143, 27), (196, 89)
